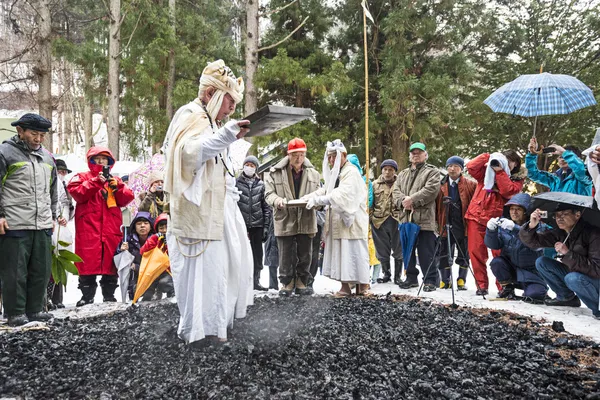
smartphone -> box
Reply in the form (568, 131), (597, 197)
(539, 210), (548, 218)
(542, 147), (556, 154)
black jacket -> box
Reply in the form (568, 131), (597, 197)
(520, 220), (600, 279)
(236, 174), (271, 230)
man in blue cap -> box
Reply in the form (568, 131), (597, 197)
(0, 113), (58, 326)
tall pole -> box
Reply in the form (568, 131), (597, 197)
(363, 6), (369, 207)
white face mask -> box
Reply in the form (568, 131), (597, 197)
(243, 166), (256, 176)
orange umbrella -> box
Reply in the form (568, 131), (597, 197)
(132, 247), (170, 304)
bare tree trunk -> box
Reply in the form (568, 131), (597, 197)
(62, 62), (73, 154)
(391, 125), (409, 170)
(36, 0), (53, 151)
(83, 100), (93, 152)
(165, 0), (176, 122)
(107, 0), (121, 159)
(244, 0), (259, 116)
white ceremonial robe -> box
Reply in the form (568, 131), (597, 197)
(321, 163), (370, 284)
(166, 122), (253, 343)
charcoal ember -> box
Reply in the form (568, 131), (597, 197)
(0, 297), (597, 399)
(553, 321), (566, 333)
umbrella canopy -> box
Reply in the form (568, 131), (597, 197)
(399, 218), (421, 276)
(531, 192), (600, 229)
(484, 72), (596, 117)
(133, 247), (170, 304)
(127, 153), (165, 214)
(112, 160), (142, 177)
(114, 251), (135, 303)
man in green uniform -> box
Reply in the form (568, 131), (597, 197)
(0, 113), (58, 326)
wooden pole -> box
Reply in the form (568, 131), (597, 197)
(363, 6), (369, 207)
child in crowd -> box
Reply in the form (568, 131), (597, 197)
(139, 213), (174, 300)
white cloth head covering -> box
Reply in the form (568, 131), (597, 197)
(484, 152), (511, 191)
(198, 59), (245, 123)
(323, 139), (347, 194)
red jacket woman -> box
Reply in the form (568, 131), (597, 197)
(67, 147), (134, 305)
(464, 151), (524, 294)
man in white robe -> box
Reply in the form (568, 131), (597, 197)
(304, 140), (370, 296)
(162, 60), (254, 344)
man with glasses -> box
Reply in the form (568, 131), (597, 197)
(520, 205), (600, 319)
(264, 138), (321, 296)
(0, 113), (58, 326)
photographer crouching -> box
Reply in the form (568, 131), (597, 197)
(520, 205), (600, 319)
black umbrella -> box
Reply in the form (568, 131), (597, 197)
(530, 192), (600, 229)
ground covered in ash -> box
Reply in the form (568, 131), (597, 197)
(1, 296), (599, 399)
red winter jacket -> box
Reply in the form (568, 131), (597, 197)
(67, 147), (135, 275)
(464, 153), (524, 226)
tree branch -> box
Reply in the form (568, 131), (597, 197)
(118, 11), (142, 57)
(258, 15), (309, 53)
(260, 0), (298, 17)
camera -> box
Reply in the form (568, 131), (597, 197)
(539, 210), (548, 218)
(490, 159), (500, 167)
(156, 185), (163, 192)
(102, 166), (111, 180)
(542, 147), (556, 154)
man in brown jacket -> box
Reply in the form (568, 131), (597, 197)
(392, 142), (441, 291)
(371, 159), (403, 284)
(264, 138), (321, 296)
(435, 156), (476, 290)
(520, 205), (600, 319)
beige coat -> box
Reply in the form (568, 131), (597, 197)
(392, 163), (440, 232)
(164, 104), (233, 240)
(314, 162), (368, 240)
(264, 157), (320, 237)
(370, 174), (400, 228)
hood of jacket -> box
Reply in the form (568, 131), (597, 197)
(86, 146), (116, 176)
(153, 213), (168, 231)
(502, 192), (531, 219)
(130, 211), (154, 233)
(347, 154), (363, 175)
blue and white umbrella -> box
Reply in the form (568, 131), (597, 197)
(484, 72), (596, 117)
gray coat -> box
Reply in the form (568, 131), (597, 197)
(0, 136), (57, 230)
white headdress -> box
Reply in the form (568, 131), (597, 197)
(198, 59), (245, 122)
(323, 139), (347, 195)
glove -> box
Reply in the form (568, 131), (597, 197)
(307, 195), (330, 210)
(108, 178), (119, 190)
(262, 229), (268, 243)
(499, 218), (515, 231)
(486, 218), (500, 231)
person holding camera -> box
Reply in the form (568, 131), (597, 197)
(526, 138), (591, 196)
(138, 171), (166, 219)
(520, 205), (599, 319)
(464, 150), (524, 296)
(435, 156), (476, 290)
(485, 193), (549, 303)
(67, 147), (134, 306)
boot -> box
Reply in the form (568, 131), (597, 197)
(7, 314), (29, 327)
(101, 285), (118, 302)
(393, 263), (402, 285)
(295, 278), (313, 296)
(27, 312), (53, 322)
(76, 284), (97, 307)
(456, 278), (467, 291)
(378, 261), (392, 283)
(279, 281), (294, 297)
(253, 270), (268, 291)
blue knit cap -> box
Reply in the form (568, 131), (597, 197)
(380, 159), (398, 171)
(446, 156), (464, 169)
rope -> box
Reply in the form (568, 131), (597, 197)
(175, 237), (211, 258)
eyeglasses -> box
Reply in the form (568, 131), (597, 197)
(553, 211), (573, 220)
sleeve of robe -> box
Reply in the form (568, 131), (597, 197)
(328, 167), (366, 218)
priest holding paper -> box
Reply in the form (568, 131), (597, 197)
(162, 60), (253, 344)
(304, 140), (370, 296)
